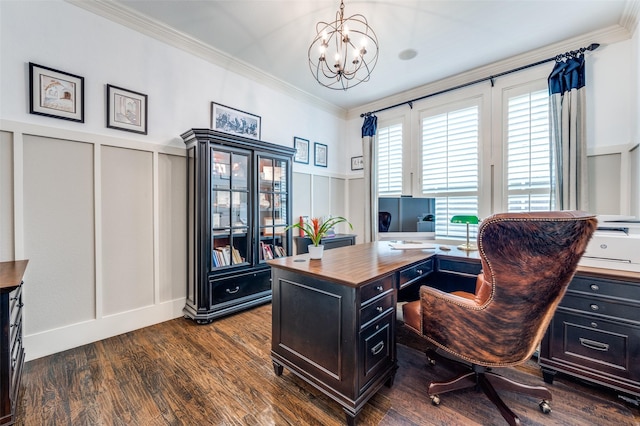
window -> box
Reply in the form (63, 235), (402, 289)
(421, 105), (479, 238)
(377, 122), (403, 196)
(506, 89), (552, 212)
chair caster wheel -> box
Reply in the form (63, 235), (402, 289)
(539, 400), (551, 414)
(430, 395), (440, 406)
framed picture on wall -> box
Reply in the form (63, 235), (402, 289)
(293, 137), (309, 164)
(314, 143), (328, 167)
(211, 102), (261, 140)
(351, 156), (364, 170)
(29, 62), (84, 122)
(106, 84), (148, 134)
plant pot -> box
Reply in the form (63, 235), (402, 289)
(308, 244), (324, 260)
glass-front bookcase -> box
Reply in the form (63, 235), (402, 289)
(182, 129), (294, 323)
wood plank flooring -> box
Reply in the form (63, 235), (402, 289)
(16, 304), (640, 425)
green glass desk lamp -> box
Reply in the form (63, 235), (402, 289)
(451, 215), (479, 251)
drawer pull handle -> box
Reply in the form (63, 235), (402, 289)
(371, 341), (385, 355)
(416, 269), (423, 275)
(590, 304), (599, 311)
(590, 284), (599, 291)
(579, 338), (609, 352)
(226, 286), (240, 294)
(375, 285), (383, 292)
(376, 306), (383, 313)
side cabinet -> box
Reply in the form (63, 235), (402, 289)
(0, 260), (28, 426)
(539, 269), (640, 404)
(271, 268), (397, 426)
(182, 129), (295, 323)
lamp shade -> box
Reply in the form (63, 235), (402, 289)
(451, 215), (479, 225)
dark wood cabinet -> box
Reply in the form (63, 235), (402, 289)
(182, 129), (295, 323)
(294, 233), (356, 254)
(539, 268), (640, 405)
(1, 260), (28, 426)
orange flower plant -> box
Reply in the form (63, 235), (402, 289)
(286, 216), (352, 247)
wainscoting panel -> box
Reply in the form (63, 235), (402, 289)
(0, 131), (13, 260)
(22, 135), (96, 333)
(158, 153), (186, 303)
(101, 145), (154, 316)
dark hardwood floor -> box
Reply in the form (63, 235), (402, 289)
(16, 303), (639, 425)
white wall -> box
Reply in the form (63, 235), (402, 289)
(0, 0), (349, 360)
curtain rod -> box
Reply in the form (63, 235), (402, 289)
(360, 43), (600, 117)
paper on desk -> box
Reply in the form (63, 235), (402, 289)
(389, 242), (436, 250)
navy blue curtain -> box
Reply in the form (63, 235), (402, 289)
(548, 53), (588, 211)
(548, 55), (585, 95)
(361, 114), (377, 137)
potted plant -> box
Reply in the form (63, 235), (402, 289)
(287, 216), (353, 259)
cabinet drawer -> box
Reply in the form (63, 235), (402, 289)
(569, 275), (640, 300)
(361, 275), (394, 305)
(360, 313), (394, 386)
(561, 293), (640, 323)
(212, 270), (271, 305)
(361, 293), (395, 329)
(399, 258), (434, 289)
(436, 257), (482, 275)
(549, 310), (640, 381)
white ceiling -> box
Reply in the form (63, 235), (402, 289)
(78, 0), (636, 112)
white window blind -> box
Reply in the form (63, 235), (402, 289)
(377, 123), (403, 196)
(421, 106), (479, 238)
(506, 90), (552, 212)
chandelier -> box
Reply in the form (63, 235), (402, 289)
(308, 0), (379, 90)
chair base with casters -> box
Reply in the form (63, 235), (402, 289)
(401, 211), (597, 426)
(428, 363), (552, 426)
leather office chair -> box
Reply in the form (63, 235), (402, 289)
(379, 211), (392, 232)
(402, 211), (597, 425)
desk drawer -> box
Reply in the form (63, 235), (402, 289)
(561, 293), (640, 323)
(361, 275), (394, 305)
(570, 275), (640, 300)
(549, 310), (640, 381)
(360, 293), (394, 329)
(399, 259), (434, 289)
(360, 313), (394, 387)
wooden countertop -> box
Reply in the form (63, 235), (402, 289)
(0, 259), (29, 292)
(267, 242), (478, 287)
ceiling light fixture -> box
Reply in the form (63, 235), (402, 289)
(308, 0), (379, 91)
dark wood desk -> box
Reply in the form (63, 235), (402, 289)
(268, 241), (640, 423)
(267, 242), (478, 425)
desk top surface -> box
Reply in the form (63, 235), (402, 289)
(0, 259), (29, 292)
(267, 242), (479, 286)
(268, 242), (640, 286)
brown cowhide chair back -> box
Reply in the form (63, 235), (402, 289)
(419, 211), (597, 367)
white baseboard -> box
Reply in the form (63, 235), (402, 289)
(23, 297), (186, 361)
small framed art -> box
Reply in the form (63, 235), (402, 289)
(314, 142), (328, 167)
(211, 102), (261, 140)
(29, 62), (84, 122)
(351, 156), (364, 170)
(293, 137), (309, 164)
(106, 84), (148, 134)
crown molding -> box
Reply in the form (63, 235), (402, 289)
(347, 24), (632, 120)
(621, 0), (640, 34)
(65, 0), (347, 118)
